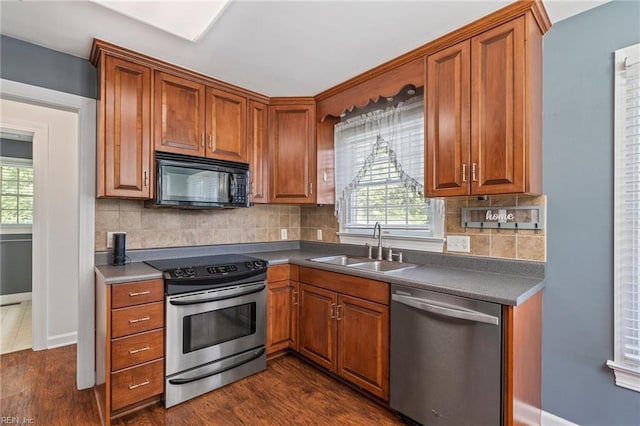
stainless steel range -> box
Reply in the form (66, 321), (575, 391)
(145, 254), (268, 408)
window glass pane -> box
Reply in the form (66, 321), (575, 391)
(1, 195), (18, 210)
(1, 210), (17, 224)
(18, 210), (33, 224)
(18, 196), (33, 211)
(1, 166), (18, 181)
(18, 168), (33, 181)
(2, 180), (18, 195)
(18, 181), (33, 195)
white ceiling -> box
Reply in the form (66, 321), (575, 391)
(0, 0), (610, 97)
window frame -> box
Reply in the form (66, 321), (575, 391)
(607, 43), (640, 393)
(0, 156), (34, 234)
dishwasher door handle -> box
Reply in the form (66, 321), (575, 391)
(392, 294), (499, 325)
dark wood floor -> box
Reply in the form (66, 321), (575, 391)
(0, 345), (403, 425)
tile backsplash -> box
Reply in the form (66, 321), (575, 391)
(95, 196), (545, 262)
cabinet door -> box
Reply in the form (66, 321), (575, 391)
(268, 103), (316, 203)
(266, 279), (293, 355)
(155, 71), (205, 156)
(290, 280), (300, 352)
(337, 295), (389, 400)
(102, 56), (151, 198)
(298, 283), (336, 371)
(316, 117), (338, 204)
(248, 100), (269, 203)
(206, 87), (247, 162)
(471, 17), (525, 194)
(425, 40), (471, 197)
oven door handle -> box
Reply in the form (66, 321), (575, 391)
(168, 347), (266, 385)
(169, 284), (265, 306)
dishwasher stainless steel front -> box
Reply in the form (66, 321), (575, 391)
(390, 284), (502, 426)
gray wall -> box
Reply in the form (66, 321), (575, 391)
(0, 35), (96, 99)
(543, 1), (640, 425)
(0, 138), (32, 160)
(0, 234), (32, 295)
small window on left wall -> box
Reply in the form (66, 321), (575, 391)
(0, 158), (33, 226)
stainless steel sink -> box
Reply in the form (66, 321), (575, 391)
(309, 255), (417, 274)
(348, 260), (417, 273)
(308, 255), (369, 266)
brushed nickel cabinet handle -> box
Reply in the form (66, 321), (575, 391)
(472, 163), (478, 182)
(330, 303), (336, 319)
(143, 171), (148, 188)
(129, 346), (150, 354)
(462, 164), (467, 183)
(129, 290), (151, 297)
(200, 133), (205, 148)
(129, 316), (150, 324)
(208, 134), (213, 151)
(336, 305), (342, 321)
(292, 290), (298, 306)
(128, 380), (150, 390)
(309, 182), (313, 195)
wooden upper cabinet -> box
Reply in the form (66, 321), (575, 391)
(316, 117), (338, 205)
(154, 71), (206, 156)
(426, 40), (471, 197)
(471, 17), (526, 195)
(268, 101), (316, 204)
(425, 15), (542, 197)
(248, 100), (269, 203)
(100, 55), (152, 199)
(205, 87), (248, 162)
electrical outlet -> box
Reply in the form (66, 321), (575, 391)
(280, 228), (288, 240)
(317, 229), (323, 240)
(447, 235), (470, 253)
(106, 231), (126, 249)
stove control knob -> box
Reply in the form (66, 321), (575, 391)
(185, 267), (195, 277)
(174, 268), (184, 278)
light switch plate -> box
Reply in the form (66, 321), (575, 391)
(317, 229), (323, 240)
(447, 235), (470, 253)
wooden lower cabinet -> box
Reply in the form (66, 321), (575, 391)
(266, 265), (299, 356)
(95, 277), (165, 425)
(298, 267), (390, 401)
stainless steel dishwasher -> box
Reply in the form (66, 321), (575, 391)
(390, 284), (502, 426)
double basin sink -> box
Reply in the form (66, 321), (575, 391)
(309, 255), (417, 274)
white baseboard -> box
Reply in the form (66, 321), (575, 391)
(542, 411), (579, 426)
(46, 331), (77, 350)
(0, 292), (32, 305)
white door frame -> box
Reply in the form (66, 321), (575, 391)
(0, 78), (96, 389)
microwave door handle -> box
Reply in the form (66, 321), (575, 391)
(228, 173), (234, 203)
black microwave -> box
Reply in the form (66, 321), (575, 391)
(147, 152), (250, 209)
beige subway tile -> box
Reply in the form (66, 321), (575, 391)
(445, 197), (468, 211)
(141, 209), (163, 230)
(279, 214), (290, 228)
(95, 210), (119, 231)
(300, 214), (310, 228)
(300, 228), (313, 241)
(290, 213), (301, 229)
(517, 235), (546, 261)
(195, 229), (215, 246)
(119, 211), (141, 230)
(95, 198), (120, 211)
(180, 229), (199, 247)
(119, 200), (143, 212)
(468, 196), (491, 207)
(267, 228), (280, 242)
(95, 231), (107, 251)
(518, 195), (546, 206)
(241, 228), (257, 243)
(469, 234), (490, 257)
(323, 228), (339, 243)
(162, 211), (182, 230)
(255, 228), (269, 242)
(125, 230), (142, 249)
(141, 230), (164, 248)
(490, 196), (517, 207)
(268, 213), (280, 228)
(289, 228), (300, 240)
(446, 216), (466, 234)
(490, 235), (517, 259)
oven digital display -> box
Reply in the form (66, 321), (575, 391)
(207, 265), (238, 274)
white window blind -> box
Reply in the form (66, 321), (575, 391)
(608, 43), (640, 392)
(334, 95), (444, 248)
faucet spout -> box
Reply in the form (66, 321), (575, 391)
(373, 222), (383, 260)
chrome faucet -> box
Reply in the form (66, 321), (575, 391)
(372, 222), (383, 260)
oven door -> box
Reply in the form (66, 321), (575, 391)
(166, 281), (266, 376)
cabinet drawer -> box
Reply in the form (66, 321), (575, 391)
(112, 302), (164, 338)
(111, 329), (164, 372)
(299, 267), (389, 305)
(111, 279), (164, 309)
(267, 264), (290, 282)
(110, 359), (164, 411)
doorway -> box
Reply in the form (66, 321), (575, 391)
(0, 128), (34, 354)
